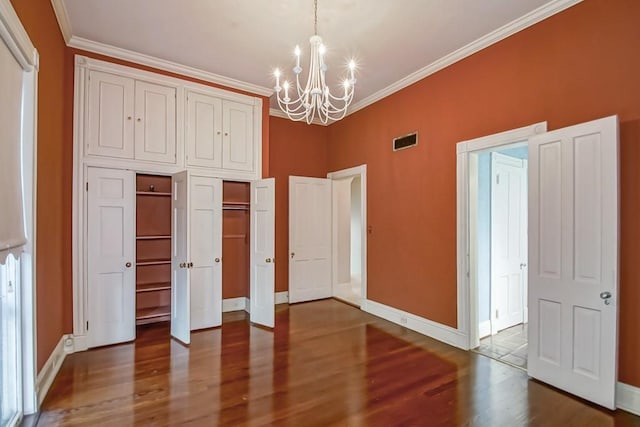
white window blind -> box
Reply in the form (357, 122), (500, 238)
(0, 39), (26, 264)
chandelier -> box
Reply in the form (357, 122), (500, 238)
(273, 0), (357, 124)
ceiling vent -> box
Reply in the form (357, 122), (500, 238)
(393, 132), (418, 151)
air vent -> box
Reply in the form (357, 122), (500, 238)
(393, 132), (418, 151)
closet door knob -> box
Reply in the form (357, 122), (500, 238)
(179, 262), (185, 268)
(214, 258), (220, 263)
(224, 132), (229, 136)
(127, 116), (132, 121)
(125, 262), (132, 268)
(216, 131), (221, 135)
(265, 258), (272, 263)
(188, 262), (194, 268)
(290, 252), (295, 259)
(137, 118), (142, 122)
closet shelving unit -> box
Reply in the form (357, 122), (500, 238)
(222, 182), (250, 299)
(135, 174), (172, 325)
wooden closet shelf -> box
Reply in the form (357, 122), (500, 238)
(136, 282), (171, 293)
(223, 201), (250, 206)
(136, 235), (171, 240)
(223, 234), (247, 239)
(136, 259), (171, 266)
(136, 191), (172, 197)
(136, 305), (171, 321)
(223, 206), (249, 211)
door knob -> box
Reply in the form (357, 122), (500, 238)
(290, 252), (295, 259)
(600, 291), (612, 305)
(265, 258), (272, 263)
(188, 262), (194, 268)
(179, 262), (185, 268)
(125, 262), (132, 268)
(214, 258), (220, 263)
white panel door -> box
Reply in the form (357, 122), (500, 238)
(87, 167), (135, 347)
(171, 171), (190, 344)
(134, 81), (176, 164)
(250, 178), (275, 328)
(491, 152), (527, 333)
(222, 100), (254, 172)
(189, 176), (223, 330)
(86, 70), (134, 159)
(289, 176), (332, 303)
(186, 91), (223, 169)
(528, 116), (619, 409)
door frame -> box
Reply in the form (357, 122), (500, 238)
(327, 164), (367, 306)
(456, 123), (545, 350)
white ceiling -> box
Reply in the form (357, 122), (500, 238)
(56, 0), (579, 113)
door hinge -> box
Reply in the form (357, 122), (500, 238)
(86, 182), (88, 191)
(495, 309), (499, 319)
(496, 174), (500, 185)
(86, 321), (89, 330)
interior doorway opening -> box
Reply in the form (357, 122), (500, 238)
(328, 165), (367, 308)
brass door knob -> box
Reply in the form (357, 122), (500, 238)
(125, 262), (132, 268)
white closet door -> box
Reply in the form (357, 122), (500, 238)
(134, 81), (176, 164)
(491, 152), (527, 333)
(528, 116), (619, 409)
(171, 171), (190, 344)
(189, 176), (223, 330)
(87, 167), (135, 347)
(186, 91), (223, 169)
(250, 178), (275, 328)
(222, 100), (254, 172)
(86, 70), (135, 159)
(289, 176), (332, 303)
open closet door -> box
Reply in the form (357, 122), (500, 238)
(250, 178), (275, 328)
(171, 171), (190, 344)
(528, 116), (619, 408)
(289, 176), (332, 303)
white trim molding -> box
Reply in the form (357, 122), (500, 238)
(49, 0), (72, 44)
(347, 0), (582, 116)
(275, 291), (289, 305)
(222, 297), (247, 313)
(35, 334), (74, 406)
(67, 36), (272, 98)
(362, 299), (469, 350)
(456, 122), (546, 350)
(617, 382), (640, 416)
(269, 108), (325, 126)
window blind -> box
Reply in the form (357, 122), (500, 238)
(0, 39), (26, 264)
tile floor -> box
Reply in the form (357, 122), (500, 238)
(473, 323), (528, 369)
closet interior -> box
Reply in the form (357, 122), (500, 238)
(222, 181), (250, 301)
(135, 174), (172, 325)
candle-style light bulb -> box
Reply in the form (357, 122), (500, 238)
(283, 81), (290, 100)
(294, 45), (301, 68)
(274, 68), (281, 89)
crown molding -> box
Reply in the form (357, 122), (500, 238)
(68, 36), (273, 97)
(50, 0), (71, 43)
(269, 107), (326, 126)
(347, 0), (583, 116)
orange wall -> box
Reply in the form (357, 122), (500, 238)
(10, 0), (71, 371)
(327, 0), (640, 386)
(269, 117), (329, 292)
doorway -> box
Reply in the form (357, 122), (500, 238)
(328, 165), (367, 307)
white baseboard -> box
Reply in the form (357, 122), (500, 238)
(617, 382), (640, 416)
(478, 320), (491, 339)
(275, 291), (289, 305)
(362, 299), (469, 350)
(36, 334), (74, 405)
(222, 297), (246, 312)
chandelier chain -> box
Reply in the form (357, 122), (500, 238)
(314, 0), (318, 35)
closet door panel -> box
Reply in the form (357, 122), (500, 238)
(134, 81), (177, 164)
(87, 167), (135, 347)
(189, 176), (223, 330)
(186, 91), (223, 169)
(86, 70), (134, 159)
(222, 100), (254, 172)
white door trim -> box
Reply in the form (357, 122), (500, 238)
(327, 165), (367, 305)
(456, 122), (546, 350)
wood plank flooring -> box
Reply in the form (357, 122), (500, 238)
(38, 300), (639, 426)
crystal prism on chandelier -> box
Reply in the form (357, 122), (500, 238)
(273, 0), (357, 124)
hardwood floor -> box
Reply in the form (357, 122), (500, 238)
(38, 300), (639, 426)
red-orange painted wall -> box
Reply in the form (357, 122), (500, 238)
(327, 0), (640, 386)
(10, 0), (71, 371)
(269, 117), (329, 292)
